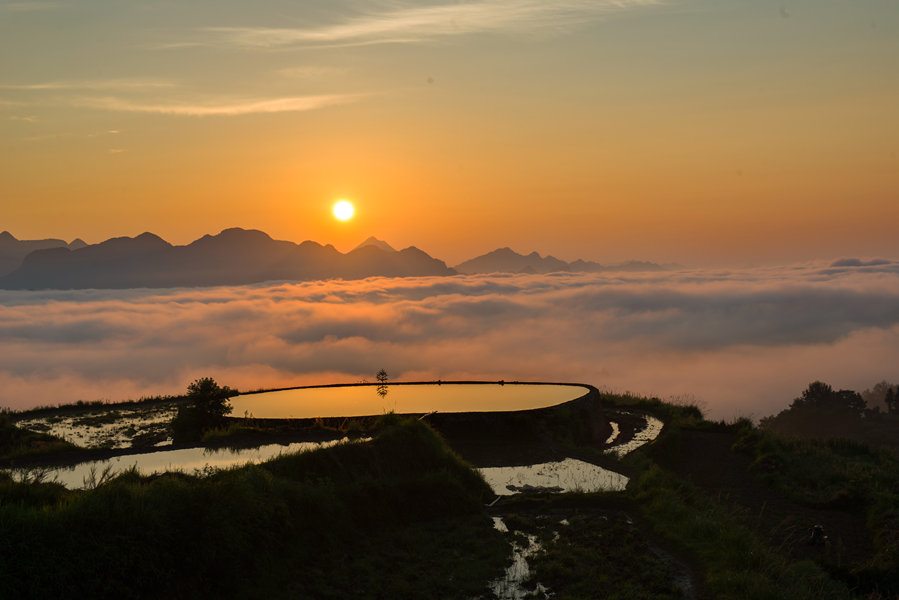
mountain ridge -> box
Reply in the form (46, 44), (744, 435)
(0, 229), (672, 289)
(0, 231), (87, 277)
(454, 247), (670, 275)
(0, 228), (454, 290)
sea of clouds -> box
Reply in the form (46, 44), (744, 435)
(1, 258), (897, 419)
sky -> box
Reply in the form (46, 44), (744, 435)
(1, 261), (898, 418)
(2, 0), (897, 266)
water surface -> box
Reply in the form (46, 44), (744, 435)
(480, 458), (629, 495)
(19, 439), (355, 489)
(231, 383), (585, 419)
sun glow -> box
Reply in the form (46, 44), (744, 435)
(332, 200), (355, 222)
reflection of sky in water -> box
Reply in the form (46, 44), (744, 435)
(604, 421), (620, 444)
(231, 383), (584, 419)
(12, 406), (662, 496)
(15, 404), (177, 449)
(479, 458), (629, 496)
(25, 439), (354, 489)
(605, 414), (664, 458)
(488, 517), (549, 600)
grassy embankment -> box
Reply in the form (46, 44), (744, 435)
(0, 412), (76, 460)
(503, 394), (899, 599)
(0, 416), (508, 599)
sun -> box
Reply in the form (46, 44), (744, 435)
(332, 200), (355, 222)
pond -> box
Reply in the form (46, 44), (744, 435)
(230, 382), (587, 419)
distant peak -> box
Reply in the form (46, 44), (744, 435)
(68, 238), (88, 250)
(490, 247), (521, 257)
(189, 228), (274, 247)
(216, 227), (272, 239)
(353, 236), (397, 253)
(0, 231), (16, 242)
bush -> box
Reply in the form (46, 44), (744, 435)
(170, 378), (236, 444)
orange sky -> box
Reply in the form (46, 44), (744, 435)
(2, 0), (897, 266)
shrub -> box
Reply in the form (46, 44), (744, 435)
(170, 378), (236, 444)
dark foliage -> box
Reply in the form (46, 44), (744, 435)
(790, 381), (865, 415)
(0, 418), (506, 599)
(171, 378), (236, 444)
(0, 413), (76, 459)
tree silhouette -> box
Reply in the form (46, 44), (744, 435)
(791, 381), (864, 415)
(171, 377), (236, 443)
(376, 369), (389, 400)
(187, 377), (234, 419)
(886, 386), (899, 415)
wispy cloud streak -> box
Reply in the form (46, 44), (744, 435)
(72, 93), (365, 116)
(205, 0), (662, 48)
(0, 79), (176, 91)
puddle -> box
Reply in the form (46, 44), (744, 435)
(10, 438), (359, 489)
(604, 421), (620, 444)
(605, 413), (664, 457)
(479, 458), (629, 496)
(485, 517), (550, 600)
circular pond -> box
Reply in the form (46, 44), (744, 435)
(229, 382), (588, 419)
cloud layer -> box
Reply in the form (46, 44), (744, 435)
(206, 0), (662, 48)
(1, 260), (898, 418)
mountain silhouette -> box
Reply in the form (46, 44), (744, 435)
(352, 236), (397, 253)
(0, 231), (84, 277)
(454, 247), (569, 274)
(0, 228), (455, 290)
(454, 247), (669, 274)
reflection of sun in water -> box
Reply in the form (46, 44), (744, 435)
(333, 200), (355, 222)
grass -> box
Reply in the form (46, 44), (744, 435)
(0, 413), (77, 460)
(9, 394), (184, 419)
(733, 427), (899, 592)
(0, 417), (509, 599)
(517, 511), (687, 599)
(529, 392), (899, 599)
(603, 393), (899, 599)
(628, 463), (854, 600)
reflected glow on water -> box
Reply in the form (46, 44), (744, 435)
(479, 458), (629, 496)
(488, 517), (549, 600)
(604, 421), (620, 444)
(231, 383), (584, 419)
(605, 414), (664, 457)
(15, 404), (177, 449)
(30, 439), (355, 489)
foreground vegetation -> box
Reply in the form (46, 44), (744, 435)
(0, 417), (508, 599)
(0, 412), (76, 460)
(570, 392), (897, 600)
(3, 379), (899, 598)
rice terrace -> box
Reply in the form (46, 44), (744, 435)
(3, 374), (899, 598)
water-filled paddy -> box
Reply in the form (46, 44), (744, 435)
(480, 458), (629, 495)
(20, 439), (357, 489)
(231, 382), (586, 419)
(604, 414), (664, 458)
